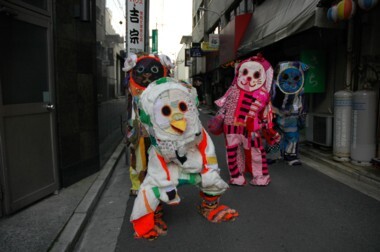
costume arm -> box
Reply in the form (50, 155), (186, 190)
(298, 90), (306, 114)
(298, 90), (307, 128)
(215, 85), (233, 108)
(147, 148), (176, 188)
(248, 89), (269, 117)
(262, 102), (281, 145)
(246, 89), (270, 132)
(197, 128), (229, 194)
(198, 128), (219, 173)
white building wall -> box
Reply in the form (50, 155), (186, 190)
(175, 45), (190, 82)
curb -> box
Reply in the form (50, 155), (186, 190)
(49, 141), (125, 252)
(299, 147), (380, 189)
(300, 148), (380, 201)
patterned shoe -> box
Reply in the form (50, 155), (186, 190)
(153, 204), (167, 235)
(250, 175), (271, 186)
(198, 204), (239, 223)
(134, 229), (159, 241)
(198, 192), (239, 223)
(229, 175), (246, 186)
(288, 159), (302, 166)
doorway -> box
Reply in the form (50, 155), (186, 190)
(0, 1), (58, 215)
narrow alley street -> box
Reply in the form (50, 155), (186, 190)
(76, 112), (380, 252)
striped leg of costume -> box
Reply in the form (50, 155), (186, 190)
(224, 125), (248, 185)
(226, 144), (246, 185)
(249, 133), (271, 186)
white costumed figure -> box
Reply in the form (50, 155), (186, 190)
(130, 77), (238, 240)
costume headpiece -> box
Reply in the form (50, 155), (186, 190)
(234, 53), (273, 92)
(138, 77), (201, 142)
(273, 61), (309, 94)
(123, 53), (174, 96)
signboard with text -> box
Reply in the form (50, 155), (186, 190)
(209, 34), (219, 49)
(300, 49), (326, 93)
(127, 0), (145, 55)
(190, 42), (203, 57)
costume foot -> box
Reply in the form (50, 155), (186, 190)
(153, 224), (167, 236)
(198, 204), (239, 223)
(250, 175), (271, 186)
(129, 189), (138, 197)
(266, 159), (276, 165)
(134, 229), (159, 241)
(288, 159), (302, 166)
(154, 204), (167, 231)
(229, 175), (246, 186)
(133, 223), (167, 240)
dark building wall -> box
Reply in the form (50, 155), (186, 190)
(53, 0), (100, 187)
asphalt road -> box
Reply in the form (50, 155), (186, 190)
(82, 112), (380, 252)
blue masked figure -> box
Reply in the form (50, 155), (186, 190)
(271, 61), (309, 165)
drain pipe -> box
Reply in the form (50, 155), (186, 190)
(346, 19), (354, 91)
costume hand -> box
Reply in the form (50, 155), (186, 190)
(272, 131), (281, 144)
(138, 170), (147, 183)
(166, 189), (177, 201)
(162, 187), (180, 205)
(247, 117), (261, 132)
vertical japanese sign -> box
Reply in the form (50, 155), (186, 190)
(127, 0), (145, 55)
(152, 29), (158, 54)
(301, 49), (326, 93)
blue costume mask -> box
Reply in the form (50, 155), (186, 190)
(274, 62), (308, 94)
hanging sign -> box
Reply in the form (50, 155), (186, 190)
(209, 34), (219, 49)
(152, 29), (158, 54)
(190, 42), (203, 57)
(127, 0), (145, 55)
(201, 35), (219, 52)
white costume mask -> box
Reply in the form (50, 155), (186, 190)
(237, 61), (266, 92)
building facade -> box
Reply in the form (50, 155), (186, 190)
(0, 0), (129, 217)
(190, 0), (380, 165)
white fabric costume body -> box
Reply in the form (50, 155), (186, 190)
(130, 78), (229, 223)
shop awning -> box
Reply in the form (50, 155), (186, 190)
(238, 0), (337, 56)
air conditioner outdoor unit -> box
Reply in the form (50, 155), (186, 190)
(305, 113), (334, 147)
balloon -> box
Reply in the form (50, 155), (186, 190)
(327, 5), (339, 22)
(337, 0), (356, 20)
(358, 0), (378, 10)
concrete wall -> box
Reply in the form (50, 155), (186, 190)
(54, 0), (100, 186)
(53, 0), (126, 187)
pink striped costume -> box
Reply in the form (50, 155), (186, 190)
(215, 55), (280, 186)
